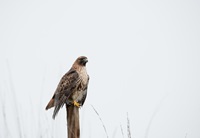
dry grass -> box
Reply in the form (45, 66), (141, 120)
(120, 123), (125, 138)
(127, 113), (132, 138)
(91, 105), (109, 138)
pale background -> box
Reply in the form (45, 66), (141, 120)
(0, 0), (200, 138)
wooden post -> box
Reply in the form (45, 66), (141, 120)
(66, 105), (80, 138)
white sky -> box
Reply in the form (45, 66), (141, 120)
(0, 0), (200, 138)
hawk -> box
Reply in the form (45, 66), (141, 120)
(45, 56), (89, 119)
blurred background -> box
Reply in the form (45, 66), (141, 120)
(0, 0), (200, 138)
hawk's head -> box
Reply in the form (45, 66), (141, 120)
(76, 56), (88, 66)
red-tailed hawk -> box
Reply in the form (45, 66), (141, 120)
(45, 56), (89, 119)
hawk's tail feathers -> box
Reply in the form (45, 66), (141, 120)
(52, 96), (66, 119)
(45, 99), (55, 110)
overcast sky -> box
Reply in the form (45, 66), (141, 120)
(0, 0), (200, 138)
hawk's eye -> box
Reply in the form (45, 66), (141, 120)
(79, 58), (84, 63)
(80, 58), (85, 61)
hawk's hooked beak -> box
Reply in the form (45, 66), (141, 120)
(83, 58), (88, 63)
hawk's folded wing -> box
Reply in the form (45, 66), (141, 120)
(52, 68), (80, 119)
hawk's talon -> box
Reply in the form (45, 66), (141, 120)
(73, 101), (80, 107)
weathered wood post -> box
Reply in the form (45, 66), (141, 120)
(66, 105), (80, 138)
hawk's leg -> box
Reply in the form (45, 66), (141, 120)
(73, 101), (80, 108)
